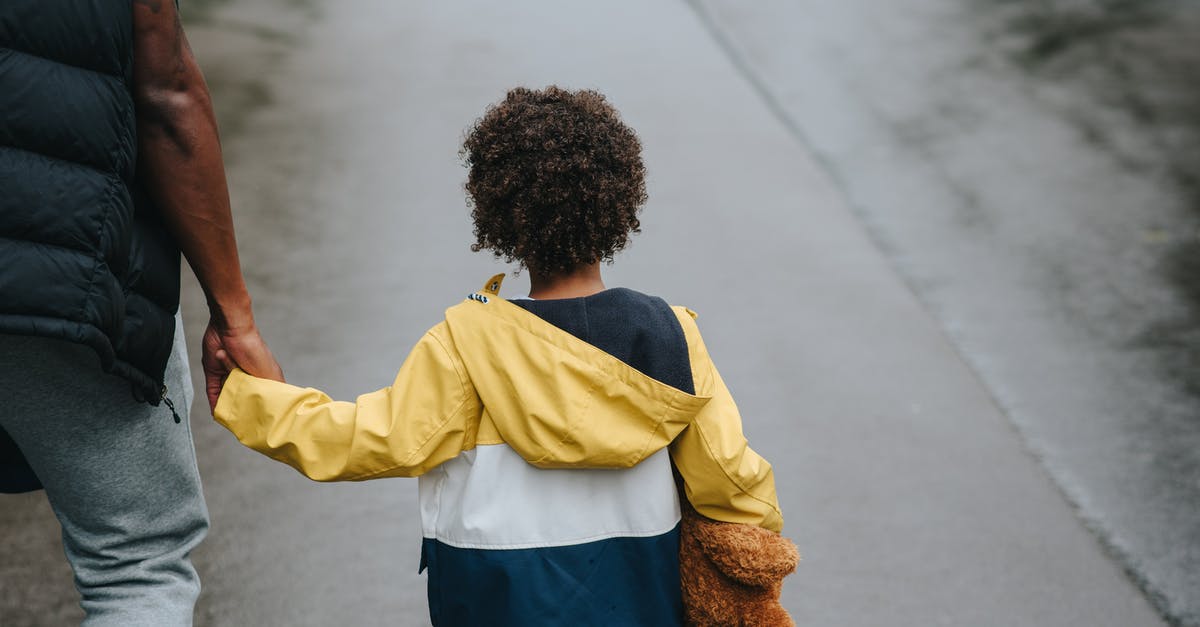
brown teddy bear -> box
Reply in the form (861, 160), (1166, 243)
(679, 493), (800, 626)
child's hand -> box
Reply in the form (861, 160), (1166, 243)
(214, 348), (238, 377)
(206, 347), (242, 407)
(203, 344), (250, 411)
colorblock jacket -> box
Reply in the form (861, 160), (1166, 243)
(214, 275), (782, 626)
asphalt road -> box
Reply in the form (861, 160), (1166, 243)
(1, 1), (1190, 625)
(687, 1), (1200, 623)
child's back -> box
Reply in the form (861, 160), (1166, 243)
(422, 287), (694, 624)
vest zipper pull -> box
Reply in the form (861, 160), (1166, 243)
(160, 386), (183, 424)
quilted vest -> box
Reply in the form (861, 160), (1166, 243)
(0, 0), (181, 402)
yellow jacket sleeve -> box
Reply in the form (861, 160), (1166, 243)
(670, 307), (784, 532)
(213, 324), (480, 481)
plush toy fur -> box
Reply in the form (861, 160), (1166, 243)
(679, 494), (800, 626)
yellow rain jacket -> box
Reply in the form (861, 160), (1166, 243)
(214, 275), (782, 532)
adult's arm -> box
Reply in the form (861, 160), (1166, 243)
(131, 0), (283, 409)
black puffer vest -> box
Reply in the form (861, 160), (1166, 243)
(0, 0), (181, 402)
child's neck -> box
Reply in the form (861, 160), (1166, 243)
(527, 264), (606, 300)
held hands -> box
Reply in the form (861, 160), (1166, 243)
(201, 317), (284, 411)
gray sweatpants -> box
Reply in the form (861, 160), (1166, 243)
(0, 315), (209, 626)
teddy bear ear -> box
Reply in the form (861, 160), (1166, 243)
(691, 518), (800, 587)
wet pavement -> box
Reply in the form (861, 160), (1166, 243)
(1, 1), (1195, 625)
(688, 0), (1200, 623)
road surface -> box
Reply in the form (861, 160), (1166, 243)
(2, 1), (1191, 625)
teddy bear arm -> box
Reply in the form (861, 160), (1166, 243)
(693, 515), (800, 587)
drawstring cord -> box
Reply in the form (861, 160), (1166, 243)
(127, 382), (183, 424)
(160, 386), (183, 424)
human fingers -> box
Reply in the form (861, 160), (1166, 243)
(215, 348), (237, 373)
(201, 323), (230, 411)
(221, 327), (284, 383)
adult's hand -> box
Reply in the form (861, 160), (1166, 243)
(201, 318), (283, 412)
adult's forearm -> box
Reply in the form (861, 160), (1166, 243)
(134, 0), (283, 399)
(136, 73), (252, 330)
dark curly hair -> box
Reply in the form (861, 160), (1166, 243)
(462, 86), (647, 275)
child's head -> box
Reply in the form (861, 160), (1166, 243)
(462, 86), (647, 276)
